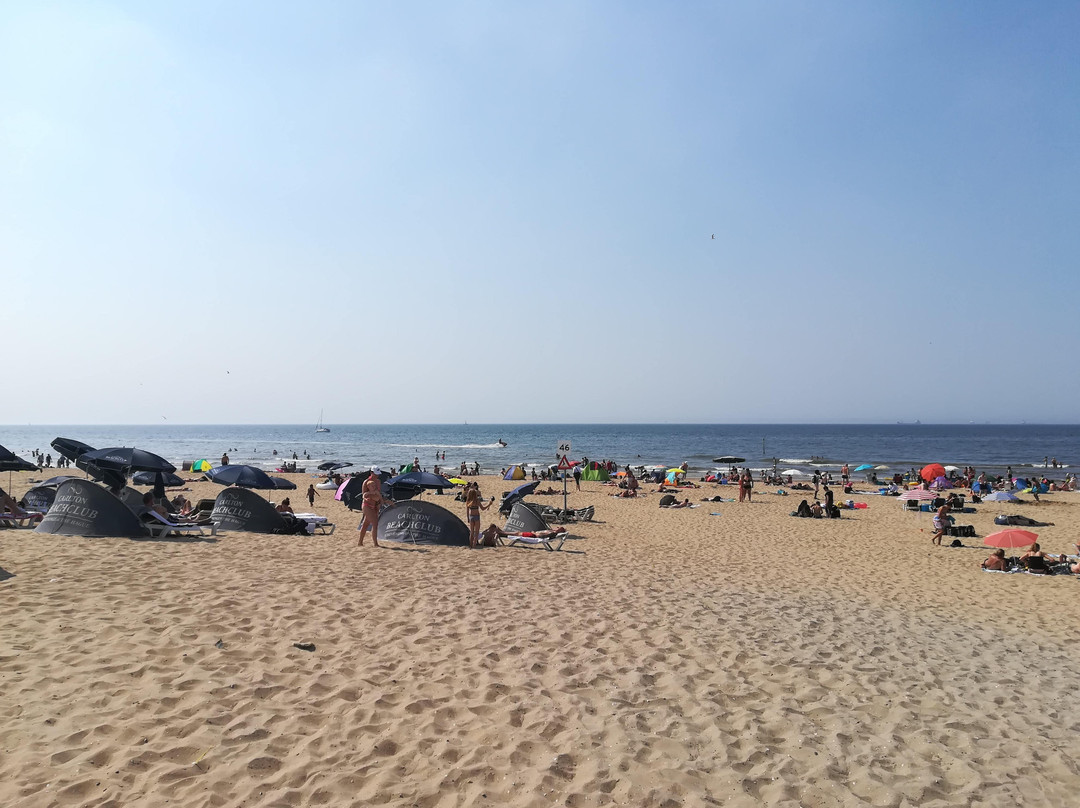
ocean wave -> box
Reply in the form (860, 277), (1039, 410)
(779, 458), (810, 464)
(386, 443), (505, 450)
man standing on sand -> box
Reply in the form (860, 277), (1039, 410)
(841, 463), (849, 484)
(357, 467), (386, 548)
(812, 471), (820, 499)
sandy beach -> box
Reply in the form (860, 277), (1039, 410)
(3, 471), (1080, 807)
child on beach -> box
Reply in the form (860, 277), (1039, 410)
(307, 484), (318, 508)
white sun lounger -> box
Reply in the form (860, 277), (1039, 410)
(144, 511), (216, 538)
(504, 532), (569, 551)
(293, 513), (336, 535)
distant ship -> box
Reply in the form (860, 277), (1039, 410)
(315, 410), (330, 433)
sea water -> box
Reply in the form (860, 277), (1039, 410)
(2, 424), (1078, 477)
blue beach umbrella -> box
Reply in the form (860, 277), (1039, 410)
(853, 464), (874, 472)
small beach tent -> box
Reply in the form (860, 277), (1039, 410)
(35, 479), (149, 538)
(505, 501), (551, 534)
(580, 462), (609, 482)
(210, 487), (288, 534)
(20, 485), (57, 513)
(378, 500), (470, 546)
(503, 465), (526, 481)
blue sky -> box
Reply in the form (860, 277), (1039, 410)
(2, 2), (1077, 424)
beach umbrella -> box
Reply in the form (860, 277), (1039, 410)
(506, 481), (540, 499)
(853, 464), (874, 472)
(447, 477), (467, 485)
(920, 464), (946, 483)
(667, 468), (685, 474)
(132, 471), (185, 487)
(37, 475), (80, 488)
(51, 437), (95, 463)
(205, 464), (276, 489)
(983, 491), (1019, 502)
(317, 461), (353, 471)
(898, 489), (936, 501)
(0, 443), (38, 491)
(270, 476), (297, 490)
(191, 459), (213, 473)
(81, 447), (176, 474)
(714, 456), (746, 464)
(386, 471), (455, 490)
(781, 469), (806, 476)
(0, 444), (38, 473)
(944, 465), (960, 473)
(74, 455), (127, 490)
(875, 465), (891, 470)
(983, 529), (1038, 549)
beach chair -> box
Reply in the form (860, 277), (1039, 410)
(0, 509), (45, 529)
(292, 513), (336, 535)
(144, 511), (216, 538)
(505, 530), (569, 551)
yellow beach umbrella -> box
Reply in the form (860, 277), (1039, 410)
(448, 477), (467, 485)
(191, 459), (213, 472)
(667, 467), (685, 474)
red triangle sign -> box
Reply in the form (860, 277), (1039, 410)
(557, 454), (572, 470)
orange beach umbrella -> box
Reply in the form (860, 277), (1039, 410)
(983, 529), (1038, 549)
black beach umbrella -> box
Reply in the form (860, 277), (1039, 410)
(317, 461), (354, 471)
(270, 476), (298, 490)
(132, 471), (185, 487)
(205, 464), (277, 490)
(0, 443), (38, 491)
(38, 475), (80, 488)
(714, 456), (746, 464)
(0, 444), (38, 472)
(51, 437), (95, 463)
(80, 447), (176, 474)
(75, 455), (128, 490)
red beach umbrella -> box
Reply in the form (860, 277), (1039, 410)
(983, 529), (1039, 549)
(920, 463), (946, 483)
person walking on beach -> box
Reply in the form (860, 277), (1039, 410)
(931, 503), (951, 546)
(357, 467), (386, 548)
(573, 466), (581, 490)
(307, 484), (318, 508)
(464, 483), (492, 548)
(812, 471), (820, 499)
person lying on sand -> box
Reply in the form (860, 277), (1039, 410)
(661, 498), (693, 509)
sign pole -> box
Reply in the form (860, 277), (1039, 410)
(557, 453), (572, 515)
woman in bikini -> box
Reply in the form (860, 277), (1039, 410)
(357, 466), (385, 548)
(464, 483), (492, 548)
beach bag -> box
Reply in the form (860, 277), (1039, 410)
(950, 539), (963, 547)
(659, 494), (677, 508)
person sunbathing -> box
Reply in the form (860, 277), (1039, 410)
(613, 488), (637, 498)
(662, 498), (692, 509)
(0, 486), (44, 524)
(982, 548), (1007, 571)
(1019, 544), (1052, 574)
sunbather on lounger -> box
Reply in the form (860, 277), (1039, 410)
(1, 486), (43, 524)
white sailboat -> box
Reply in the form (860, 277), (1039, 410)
(315, 410), (330, 433)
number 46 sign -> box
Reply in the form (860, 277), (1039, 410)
(556, 440), (572, 455)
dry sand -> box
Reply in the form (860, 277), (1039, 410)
(3, 470), (1080, 807)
